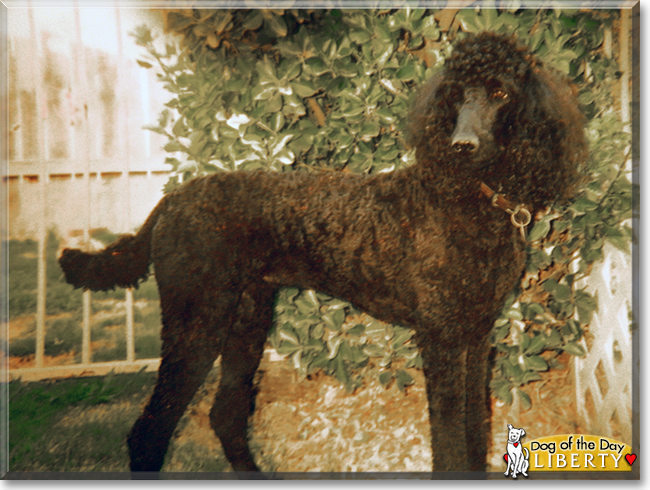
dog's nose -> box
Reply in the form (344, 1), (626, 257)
(451, 137), (479, 154)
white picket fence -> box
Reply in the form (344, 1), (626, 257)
(5, 6), (170, 381)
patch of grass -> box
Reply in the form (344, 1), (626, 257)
(8, 336), (36, 358)
(7, 238), (38, 317)
(135, 302), (162, 359)
(133, 276), (159, 301)
(6, 232), (85, 318)
(91, 301), (116, 313)
(135, 334), (161, 359)
(92, 288), (127, 302)
(9, 371), (157, 472)
(10, 306), (162, 361)
(44, 316), (82, 358)
(45, 281), (83, 316)
(94, 317), (126, 330)
(8, 231), (163, 362)
(138, 302), (161, 329)
(46, 231), (82, 315)
(92, 339), (127, 362)
(90, 313), (127, 362)
(8, 318), (36, 357)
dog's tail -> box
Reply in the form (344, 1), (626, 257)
(59, 194), (170, 291)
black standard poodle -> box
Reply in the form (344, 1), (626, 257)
(59, 32), (587, 474)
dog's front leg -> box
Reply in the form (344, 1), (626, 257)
(420, 341), (469, 473)
(466, 338), (492, 471)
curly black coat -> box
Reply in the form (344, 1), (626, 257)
(59, 32), (586, 475)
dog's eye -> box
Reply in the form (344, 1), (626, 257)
(492, 89), (509, 100)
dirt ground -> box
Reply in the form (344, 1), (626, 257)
(161, 349), (586, 473)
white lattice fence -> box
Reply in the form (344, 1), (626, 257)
(574, 242), (632, 445)
(572, 9), (634, 446)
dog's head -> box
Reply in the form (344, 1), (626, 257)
(408, 32), (586, 211)
(409, 33), (535, 165)
(507, 423), (526, 444)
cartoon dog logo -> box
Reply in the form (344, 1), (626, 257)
(504, 423), (529, 478)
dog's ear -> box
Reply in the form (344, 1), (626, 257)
(508, 424), (513, 430)
(510, 64), (587, 209)
(406, 69), (445, 150)
(525, 67), (579, 127)
(411, 69), (444, 117)
(519, 429), (526, 437)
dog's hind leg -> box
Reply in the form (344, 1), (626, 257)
(210, 282), (277, 473)
(465, 337), (492, 471)
(127, 288), (236, 473)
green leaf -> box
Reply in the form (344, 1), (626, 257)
(525, 355), (549, 372)
(525, 334), (546, 355)
(136, 59), (153, 69)
(527, 216), (552, 242)
(493, 323), (511, 342)
(579, 91), (595, 105)
(575, 289), (597, 324)
(392, 327), (414, 349)
(396, 64), (417, 81)
(553, 219), (571, 234)
(292, 80), (318, 98)
(166, 12), (195, 32)
(327, 336), (343, 359)
(542, 279), (572, 302)
(359, 121), (380, 141)
(349, 30), (371, 45)
(322, 308), (346, 331)
(562, 341), (586, 357)
(265, 15), (287, 37)
(311, 323), (325, 340)
(305, 57), (329, 76)
(571, 197), (599, 214)
(505, 307), (523, 321)
(522, 302), (545, 321)
(493, 381), (513, 404)
(395, 369), (414, 392)
(346, 324), (365, 337)
(242, 10), (264, 31)
(270, 112), (285, 132)
(278, 325), (300, 346)
(332, 356), (350, 386)
(379, 371), (393, 387)
(363, 344), (385, 358)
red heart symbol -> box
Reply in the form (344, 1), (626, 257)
(625, 454), (636, 466)
(504, 454), (508, 462)
(514, 442), (519, 447)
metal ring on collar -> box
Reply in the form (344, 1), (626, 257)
(509, 205), (532, 228)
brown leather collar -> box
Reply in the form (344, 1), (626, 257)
(480, 182), (531, 240)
